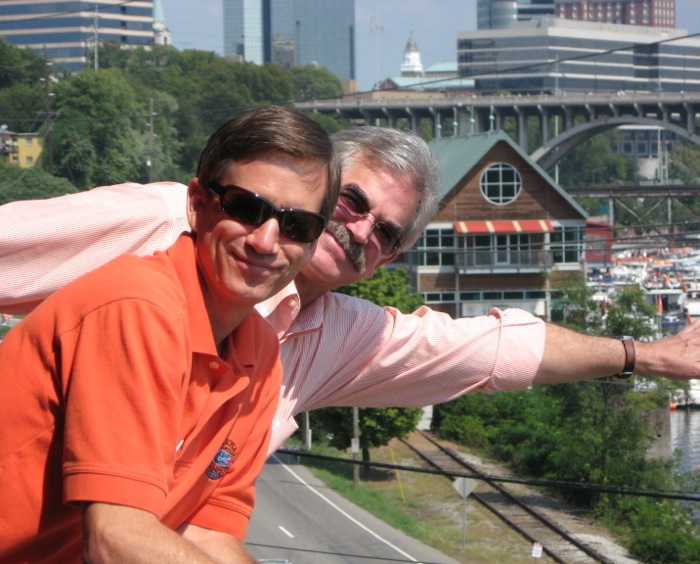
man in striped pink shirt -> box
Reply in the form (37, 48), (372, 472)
(2, 127), (700, 457)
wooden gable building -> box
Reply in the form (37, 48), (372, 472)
(399, 130), (588, 320)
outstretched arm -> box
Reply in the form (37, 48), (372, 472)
(0, 182), (188, 315)
(534, 319), (700, 384)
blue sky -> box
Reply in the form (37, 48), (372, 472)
(162, 0), (700, 92)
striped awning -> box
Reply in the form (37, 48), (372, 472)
(453, 219), (554, 234)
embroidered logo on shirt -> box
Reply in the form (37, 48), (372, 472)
(206, 439), (237, 480)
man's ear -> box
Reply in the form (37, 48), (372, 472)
(187, 178), (206, 232)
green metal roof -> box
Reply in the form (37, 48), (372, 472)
(384, 75), (474, 90)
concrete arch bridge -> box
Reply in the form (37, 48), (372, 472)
(294, 91), (700, 169)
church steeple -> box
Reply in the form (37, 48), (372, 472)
(400, 32), (423, 77)
(153, 0), (171, 46)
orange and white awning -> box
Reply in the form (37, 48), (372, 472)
(453, 220), (554, 234)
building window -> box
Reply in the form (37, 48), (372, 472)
(480, 162), (522, 205)
(417, 227), (455, 267)
(466, 233), (538, 267)
(551, 226), (582, 264)
(424, 292), (456, 304)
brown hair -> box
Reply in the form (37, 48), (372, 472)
(197, 105), (340, 220)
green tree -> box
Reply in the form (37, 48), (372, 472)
(0, 83), (45, 133)
(433, 281), (700, 561)
(50, 69), (174, 187)
(669, 141), (700, 184)
(289, 65), (344, 101)
(310, 268), (425, 462)
(0, 37), (45, 90)
(312, 406), (423, 464)
(0, 161), (77, 204)
(0, 38), (47, 133)
(335, 267), (425, 313)
(94, 39), (132, 70)
(555, 131), (631, 188)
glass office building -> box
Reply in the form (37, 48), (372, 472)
(478, 0), (675, 30)
(458, 18), (700, 94)
(0, 1), (155, 73)
(477, 0), (556, 30)
(223, 0), (355, 82)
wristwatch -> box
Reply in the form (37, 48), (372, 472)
(614, 335), (635, 378)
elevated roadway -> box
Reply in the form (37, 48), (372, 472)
(295, 91), (700, 169)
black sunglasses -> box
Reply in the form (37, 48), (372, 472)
(207, 182), (327, 244)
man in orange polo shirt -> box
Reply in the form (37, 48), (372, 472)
(0, 105), (339, 563)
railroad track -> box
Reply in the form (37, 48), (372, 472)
(400, 430), (616, 564)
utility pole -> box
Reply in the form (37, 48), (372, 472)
(370, 16), (383, 90)
(352, 407), (360, 485)
(92, 8), (100, 71)
(148, 97), (155, 182)
(42, 46), (54, 173)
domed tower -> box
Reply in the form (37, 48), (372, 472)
(400, 32), (424, 77)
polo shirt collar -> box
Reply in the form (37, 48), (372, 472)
(164, 234), (267, 368)
(165, 233), (217, 356)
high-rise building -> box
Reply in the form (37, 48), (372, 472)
(458, 18), (700, 94)
(555, 0), (675, 28)
(0, 1), (157, 73)
(223, 0), (355, 83)
(478, 0), (556, 29)
(477, 0), (675, 30)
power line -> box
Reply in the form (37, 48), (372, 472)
(279, 449), (700, 503)
(337, 29), (700, 99)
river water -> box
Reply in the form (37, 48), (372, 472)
(669, 409), (700, 522)
(671, 409), (700, 474)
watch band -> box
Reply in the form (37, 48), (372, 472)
(614, 335), (635, 378)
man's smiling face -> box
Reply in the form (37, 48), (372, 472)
(294, 155), (419, 303)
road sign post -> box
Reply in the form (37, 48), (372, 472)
(452, 478), (477, 551)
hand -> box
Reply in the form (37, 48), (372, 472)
(637, 319), (700, 380)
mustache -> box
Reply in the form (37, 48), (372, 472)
(326, 220), (366, 273)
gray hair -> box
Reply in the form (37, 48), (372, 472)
(330, 126), (440, 248)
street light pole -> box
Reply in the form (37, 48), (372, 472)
(352, 407), (360, 485)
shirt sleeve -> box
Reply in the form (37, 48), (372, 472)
(61, 293), (192, 514)
(281, 294), (546, 414)
(0, 182), (189, 315)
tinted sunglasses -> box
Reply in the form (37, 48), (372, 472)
(336, 189), (403, 255)
(207, 182), (327, 244)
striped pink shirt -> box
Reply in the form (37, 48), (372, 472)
(1, 182), (545, 454)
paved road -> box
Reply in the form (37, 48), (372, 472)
(246, 453), (459, 564)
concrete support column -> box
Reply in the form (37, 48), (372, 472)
(406, 108), (417, 133)
(516, 108), (528, 151)
(686, 103), (697, 135)
(430, 108), (442, 139)
(540, 106), (549, 144)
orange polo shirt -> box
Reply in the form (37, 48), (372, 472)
(0, 234), (283, 563)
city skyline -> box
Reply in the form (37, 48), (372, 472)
(163, 0), (700, 92)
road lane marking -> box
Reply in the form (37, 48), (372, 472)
(270, 454), (419, 562)
(279, 526), (294, 538)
